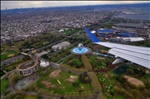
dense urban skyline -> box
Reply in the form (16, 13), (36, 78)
(1, 1), (149, 10)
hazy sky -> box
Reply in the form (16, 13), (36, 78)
(1, 1), (150, 10)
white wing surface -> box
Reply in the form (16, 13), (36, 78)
(85, 28), (150, 69)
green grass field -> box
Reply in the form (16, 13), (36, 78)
(1, 77), (9, 94)
(113, 95), (125, 99)
(36, 69), (93, 94)
(140, 73), (150, 82)
(24, 94), (39, 99)
(1, 50), (17, 61)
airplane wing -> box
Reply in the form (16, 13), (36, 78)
(85, 28), (150, 69)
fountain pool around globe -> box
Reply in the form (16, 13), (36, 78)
(71, 47), (91, 55)
(71, 43), (91, 55)
(72, 47), (89, 54)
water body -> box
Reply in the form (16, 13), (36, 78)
(116, 14), (150, 20)
(115, 7), (150, 20)
(72, 47), (89, 54)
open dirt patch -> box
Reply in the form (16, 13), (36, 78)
(42, 80), (55, 88)
(8, 54), (15, 57)
(67, 76), (78, 82)
(49, 69), (61, 77)
(124, 76), (145, 87)
(96, 57), (105, 60)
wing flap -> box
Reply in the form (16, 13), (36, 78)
(109, 48), (150, 69)
(96, 42), (150, 55)
(85, 27), (150, 69)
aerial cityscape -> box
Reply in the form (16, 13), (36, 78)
(1, 1), (150, 99)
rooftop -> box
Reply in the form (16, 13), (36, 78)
(52, 41), (70, 48)
(119, 32), (138, 37)
(19, 61), (34, 69)
(98, 28), (114, 34)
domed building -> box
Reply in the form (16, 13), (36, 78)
(78, 43), (83, 48)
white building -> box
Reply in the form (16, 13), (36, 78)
(91, 31), (96, 34)
(52, 41), (70, 51)
(40, 60), (50, 67)
(116, 37), (145, 42)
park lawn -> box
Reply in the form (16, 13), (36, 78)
(1, 50), (17, 61)
(140, 73), (150, 82)
(2, 59), (24, 72)
(112, 95), (125, 99)
(64, 29), (72, 34)
(1, 77), (9, 94)
(37, 69), (93, 94)
(23, 94), (39, 99)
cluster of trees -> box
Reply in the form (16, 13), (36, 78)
(114, 86), (134, 99)
(62, 91), (93, 99)
(64, 29), (76, 36)
(89, 55), (107, 72)
(115, 75), (150, 98)
(78, 73), (91, 84)
(7, 91), (40, 99)
(60, 64), (87, 75)
(58, 54), (75, 64)
(97, 93), (107, 99)
(9, 73), (22, 85)
(20, 33), (65, 49)
(126, 68), (146, 78)
(7, 91), (25, 99)
(87, 72), (102, 93)
(23, 82), (38, 92)
(48, 40), (86, 63)
(0, 69), (5, 77)
(49, 47), (71, 62)
(37, 87), (93, 99)
(98, 74), (114, 98)
(2, 56), (30, 72)
(2, 32), (65, 55)
(81, 55), (92, 72)
(68, 58), (83, 68)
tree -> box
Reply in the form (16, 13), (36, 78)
(126, 69), (134, 75)
(81, 55), (92, 72)
(9, 73), (21, 85)
(14, 95), (22, 99)
(60, 96), (66, 99)
(72, 81), (79, 87)
(4, 44), (10, 51)
(115, 76), (126, 83)
(73, 58), (82, 68)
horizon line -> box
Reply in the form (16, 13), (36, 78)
(1, 2), (149, 11)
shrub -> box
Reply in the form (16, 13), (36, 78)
(81, 55), (92, 72)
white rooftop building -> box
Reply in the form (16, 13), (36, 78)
(117, 37), (145, 42)
(91, 31), (96, 34)
(52, 41), (70, 51)
(40, 60), (50, 67)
